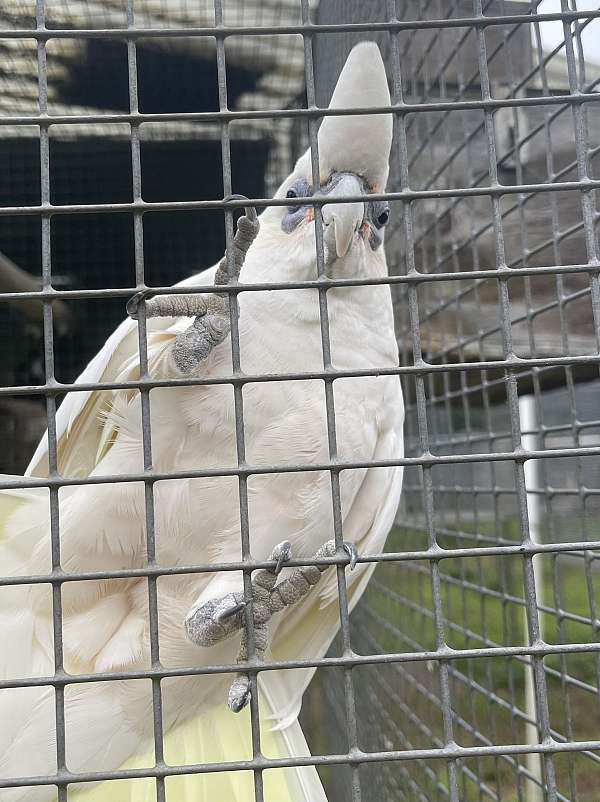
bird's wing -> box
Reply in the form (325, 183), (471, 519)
(26, 267), (217, 479)
(262, 420), (404, 728)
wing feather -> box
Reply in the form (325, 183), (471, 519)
(263, 423), (404, 728)
(26, 267), (217, 479)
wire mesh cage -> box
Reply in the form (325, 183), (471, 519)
(0, 1), (600, 802)
(302, 2), (600, 801)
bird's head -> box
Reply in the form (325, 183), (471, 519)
(259, 41), (393, 279)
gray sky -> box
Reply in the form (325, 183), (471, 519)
(537, 0), (600, 66)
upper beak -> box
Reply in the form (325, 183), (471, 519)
(321, 174), (364, 258)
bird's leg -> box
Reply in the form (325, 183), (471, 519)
(227, 621), (268, 713)
(126, 196), (259, 374)
(226, 540), (291, 712)
(185, 538), (358, 712)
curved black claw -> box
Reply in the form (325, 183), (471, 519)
(228, 675), (251, 713)
(342, 541), (359, 571)
(215, 600), (246, 623)
(126, 290), (153, 320)
(271, 540), (292, 575)
(185, 592), (246, 647)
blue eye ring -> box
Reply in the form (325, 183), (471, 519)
(281, 178), (312, 233)
(284, 178), (311, 205)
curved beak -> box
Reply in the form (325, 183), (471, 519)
(321, 174), (364, 258)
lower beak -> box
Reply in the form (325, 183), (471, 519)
(322, 174), (365, 258)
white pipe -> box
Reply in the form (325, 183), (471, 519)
(519, 393), (544, 802)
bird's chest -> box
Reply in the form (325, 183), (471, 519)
(231, 291), (394, 463)
(171, 286), (393, 444)
(150, 288), (398, 564)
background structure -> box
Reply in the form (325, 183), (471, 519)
(0, 0), (314, 470)
(303, 2), (600, 801)
(0, 2), (600, 802)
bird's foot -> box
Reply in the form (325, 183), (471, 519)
(125, 195), (258, 323)
(312, 538), (359, 570)
(270, 539), (292, 575)
(184, 540), (294, 648)
(125, 197), (259, 374)
(184, 591), (247, 647)
(127, 289), (211, 322)
(228, 674), (251, 713)
(342, 541), (359, 570)
(185, 538), (359, 712)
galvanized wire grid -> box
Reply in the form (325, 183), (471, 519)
(305, 1), (600, 801)
(0, 1), (600, 802)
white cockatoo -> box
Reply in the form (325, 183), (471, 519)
(0, 42), (403, 802)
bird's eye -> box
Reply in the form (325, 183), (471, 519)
(284, 178), (310, 206)
(371, 201), (390, 229)
(281, 178), (312, 233)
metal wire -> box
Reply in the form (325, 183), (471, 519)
(1, 1), (600, 801)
